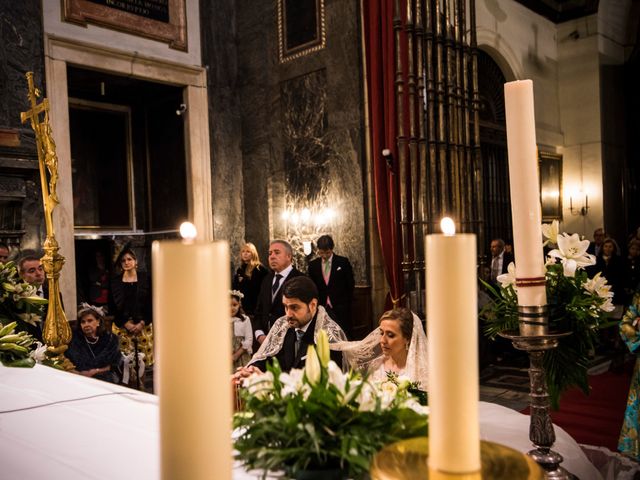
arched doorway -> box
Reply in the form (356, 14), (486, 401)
(478, 50), (512, 256)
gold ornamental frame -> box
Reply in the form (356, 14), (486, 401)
(277, 0), (326, 63)
(63, 0), (188, 51)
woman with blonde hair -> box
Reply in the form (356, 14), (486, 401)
(232, 242), (268, 315)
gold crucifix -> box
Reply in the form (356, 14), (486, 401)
(20, 72), (73, 369)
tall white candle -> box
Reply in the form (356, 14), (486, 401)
(426, 223), (480, 474)
(504, 80), (547, 307)
(153, 239), (232, 480)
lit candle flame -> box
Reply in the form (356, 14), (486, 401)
(179, 222), (197, 241)
(440, 217), (455, 236)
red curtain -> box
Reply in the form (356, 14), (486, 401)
(363, 0), (406, 307)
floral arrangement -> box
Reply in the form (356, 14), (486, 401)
(481, 221), (614, 408)
(233, 330), (428, 479)
(0, 261), (47, 368)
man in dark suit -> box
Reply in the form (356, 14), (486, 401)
(18, 254), (46, 341)
(586, 227), (605, 257)
(308, 235), (355, 337)
(253, 239), (304, 345)
(234, 276), (346, 379)
(489, 238), (514, 288)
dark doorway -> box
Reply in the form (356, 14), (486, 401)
(477, 50), (512, 257)
(67, 66), (188, 306)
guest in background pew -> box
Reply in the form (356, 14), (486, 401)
(67, 303), (121, 383)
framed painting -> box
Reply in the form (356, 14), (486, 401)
(539, 151), (563, 222)
(277, 0), (326, 63)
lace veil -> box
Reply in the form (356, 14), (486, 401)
(248, 306), (348, 366)
(331, 312), (429, 390)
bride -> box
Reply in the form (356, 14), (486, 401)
(333, 307), (428, 390)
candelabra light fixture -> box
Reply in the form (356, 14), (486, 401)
(569, 192), (589, 216)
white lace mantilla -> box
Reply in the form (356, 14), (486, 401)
(248, 306), (348, 365)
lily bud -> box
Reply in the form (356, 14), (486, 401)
(305, 345), (321, 385)
(316, 329), (330, 368)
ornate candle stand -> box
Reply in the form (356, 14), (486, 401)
(20, 72), (73, 369)
(500, 305), (571, 479)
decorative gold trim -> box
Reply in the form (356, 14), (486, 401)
(371, 437), (543, 479)
(62, 0), (188, 52)
(277, 0), (326, 63)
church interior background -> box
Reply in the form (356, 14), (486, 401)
(0, 0), (638, 335)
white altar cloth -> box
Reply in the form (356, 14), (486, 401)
(0, 364), (601, 479)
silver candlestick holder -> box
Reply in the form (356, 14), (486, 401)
(499, 305), (572, 479)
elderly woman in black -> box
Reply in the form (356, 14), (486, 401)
(67, 304), (121, 383)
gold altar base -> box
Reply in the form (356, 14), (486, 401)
(370, 437), (543, 480)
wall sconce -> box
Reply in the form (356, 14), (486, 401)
(302, 241), (312, 256)
(569, 193), (589, 216)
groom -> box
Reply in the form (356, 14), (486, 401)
(233, 276), (346, 381)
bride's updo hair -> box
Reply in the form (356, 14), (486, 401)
(379, 307), (414, 340)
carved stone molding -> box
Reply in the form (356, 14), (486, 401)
(63, 0), (187, 51)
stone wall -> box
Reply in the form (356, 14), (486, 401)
(235, 0), (368, 283)
(0, 0), (45, 252)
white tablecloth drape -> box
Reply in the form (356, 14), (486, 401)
(0, 364), (601, 479)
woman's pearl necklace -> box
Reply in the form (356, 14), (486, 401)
(85, 336), (99, 345)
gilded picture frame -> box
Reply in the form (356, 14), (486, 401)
(63, 0), (187, 51)
(539, 151), (563, 222)
(277, 0), (326, 63)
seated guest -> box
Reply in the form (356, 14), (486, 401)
(67, 303), (121, 383)
(231, 290), (253, 371)
(233, 276), (347, 380)
(593, 238), (626, 304)
(335, 307), (429, 390)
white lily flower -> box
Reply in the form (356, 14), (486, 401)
(599, 297), (615, 313)
(356, 382), (377, 412)
(30, 341), (47, 363)
(316, 329), (330, 368)
(583, 272), (613, 299)
(402, 398), (430, 416)
(243, 371), (274, 399)
(304, 345), (321, 385)
(542, 220), (559, 246)
(547, 233), (596, 277)
(327, 361), (347, 394)
(497, 262), (517, 288)
(18, 312), (42, 327)
(280, 368), (304, 397)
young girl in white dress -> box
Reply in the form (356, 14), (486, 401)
(230, 290), (253, 371)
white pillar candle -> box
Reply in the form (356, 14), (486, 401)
(426, 230), (480, 474)
(504, 80), (547, 307)
(153, 239), (232, 480)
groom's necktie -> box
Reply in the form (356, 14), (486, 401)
(294, 329), (305, 357)
(272, 273), (283, 299)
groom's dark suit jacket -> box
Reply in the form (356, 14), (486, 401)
(252, 267), (305, 339)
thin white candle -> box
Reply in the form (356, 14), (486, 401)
(153, 239), (232, 480)
(504, 80), (547, 307)
(426, 220), (480, 474)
